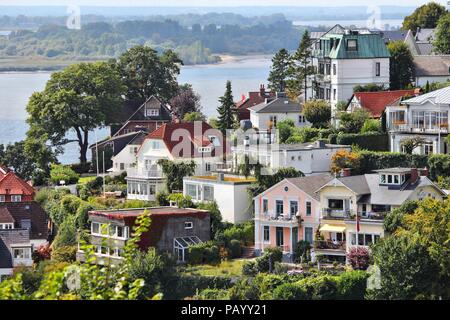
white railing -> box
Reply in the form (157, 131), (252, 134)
(259, 211), (298, 222)
(127, 167), (163, 178)
(389, 123), (449, 134)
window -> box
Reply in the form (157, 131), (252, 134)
(151, 141), (161, 149)
(298, 115), (306, 123)
(185, 222), (193, 229)
(120, 163), (125, 170)
(269, 115), (277, 127)
(11, 195), (21, 202)
(325, 64), (331, 75)
(92, 222), (100, 234)
(276, 227), (284, 247)
(326, 88), (331, 100)
(328, 199), (344, 210)
(424, 144), (433, 155)
(186, 184), (198, 200)
(145, 108), (159, 117)
(149, 184), (156, 195)
(13, 248), (30, 259)
(380, 174), (386, 184)
(306, 202), (312, 216)
(263, 226), (270, 242)
(319, 63), (324, 74)
(350, 233), (380, 246)
(290, 201), (298, 217)
(333, 64), (337, 75)
(375, 62), (381, 76)
(205, 163), (211, 172)
(275, 200), (284, 215)
(262, 199), (268, 213)
(203, 185), (214, 201)
(347, 39), (357, 51)
(333, 89), (337, 101)
(0, 195), (4, 202)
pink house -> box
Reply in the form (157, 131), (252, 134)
(254, 174), (333, 259)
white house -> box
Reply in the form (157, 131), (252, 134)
(126, 122), (226, 201)
(110, 132), (146, 174)
(309, 25), (390, 119)
(183, 174), (254, 223)
(232, 140), (351, 175)
(386, 86), (450, 155)
(413, 55), (450, 87)
(248, 92), (309, 131)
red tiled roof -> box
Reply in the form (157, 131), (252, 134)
(352, 90), (416, 118)
(140, 122), (226, 158)
(0, 172), (35, 196)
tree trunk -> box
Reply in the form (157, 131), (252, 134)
(75, 127), (89, 165)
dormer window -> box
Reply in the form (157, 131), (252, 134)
(145, 108), (159, 117)
(11, 195), (22, 202)
(347, 39), (358, 51)
(380, 173), (404, 186)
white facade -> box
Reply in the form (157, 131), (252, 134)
(250, 111), (309, 131)
(183, 176), (253, 223)
(415, 76), (450, 88)
(386, 86), (450, 155)
(111, 144), (140, 174)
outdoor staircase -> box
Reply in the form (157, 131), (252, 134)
(241, 246), (255, 259)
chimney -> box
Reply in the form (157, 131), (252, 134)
(341, 168), (352, 177)
(410, 168), (419, 182)
(259, 84), (265, 97)
(419, 168), (429, 177)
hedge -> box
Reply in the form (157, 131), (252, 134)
(187, 242), (221, 265)
(336, 132), (388, 151)
(428, 154), (450, 180)
(358, 150), (428, 174)
(166, 275), (233, 299)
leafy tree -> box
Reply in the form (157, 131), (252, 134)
(401, 2), (446, 31)
(387, 41), (414, 90)
(400, 136), (427, 154)
(26, 62), (125, 165)
(49, 164), (80, 185)
(360, 119), (381, 133)
(433, 12), (450, 54)
(330, 150), (361, 174)
(346, 247), (370, 270)
(170, 84), (202, 119)
(339, 109), (371, 133)
(217, 80), (237, 133)
(335, 101), (348, 112)
(197, 201), (224, 239)
(302, 100), (331, 128)
(0, 141), (45, 182)
(117, 45), (182, 103)
(353, 83), (385, 92)
(383, 200), (419, 234)
(255, 167), (304, 192)
(287, 30), (314, 101)
(183, 111), (206, 122)
(208, 118), (219, 129)
(276, 119), (296, 143)
(157, 159), (196, 192)
(267, 48), (291, 92)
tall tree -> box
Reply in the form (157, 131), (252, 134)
(267, 48), (291, 92)
(117, 45), (182, 103)
(387, 41), (414, 90)
(169, 83), (202, 119)
(26, 62), (126, 165)
(217, 80), (237, 134)
(302, 100), (331, 128)
(401, 2), (446, 31)
(287, 30), (314, 101)
(433, 12), (450, 54)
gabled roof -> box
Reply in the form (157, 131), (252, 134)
(413, 55), (450, 77)
(348, 89), (416, 117)
(236, 90), (275, 110)
(0, 171), (34, 196)
(285, 174), (334, 201)
(140, 122), (225, 159)
(0, 207), (15, 223)
(0, 202), (48, 240)
(0, 229), (30, 268)
(248, 96), (301, 114)
(89, 131), (147, 152)
(402, 86), (450, 105)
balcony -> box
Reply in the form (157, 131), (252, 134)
(321, 208), (352, 219)
(214, 162), (233, 173)
(389, 123), (449, 134)
(126, 167), (163, 179)
(314, 240), (346, 251)
(258, 211), (300, 224)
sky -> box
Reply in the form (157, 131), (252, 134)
(0, 0), (446, 7)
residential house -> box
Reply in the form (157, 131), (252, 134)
(183, 174), (255, 223)
(0, 202), (50, 280)
(253, 174), (333, 260)
(248, 92), (310, 131)
(76, 207), (210, 264)
(310, 25), (390, 118)
(110, 132), (146, 174)
(0, 167), (35, 202)
(314, 167), (446, 262)
(126, 122), (226, 201)
(404, 28), (435, 56)
(232, 140), (351, 176)
(235, 84), (275, 121)
(413, 55), (450, 87)
(386, 86), (450, 155)
(346, 89), (416, 119)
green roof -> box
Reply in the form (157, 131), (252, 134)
(319, 33), (390, 59)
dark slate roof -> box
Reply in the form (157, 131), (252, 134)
(248, 96), (301, 114)
(89, 131), (146, 153)
(379, 30), (407, 43)
(286, 174), (334, 201)
(337, 175), (371, 195)
(413, 55), (450, 77)
(0, 229), (29, 268)
(125, 96), (172, 122)
(0, 202), (48, 240)
(0, 207), (15, 223)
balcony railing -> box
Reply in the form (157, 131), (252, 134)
(214, 162), (233, 172)
(322, 209), (388, 221)
(389, 123), (449, 134)
(259, 211), (299, 222)
(322, 208), (352, 219)
(126, 167), (163, 179)
(314, 240), (346, 251)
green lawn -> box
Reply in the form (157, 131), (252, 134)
(181, 259), (248, 277)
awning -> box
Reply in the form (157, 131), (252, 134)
(319, 224), (346, 233)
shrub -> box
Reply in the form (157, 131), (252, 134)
(228, 239), (242, 258)
(33, 244), (52, 263)
(294, 240), (311, 263)
(156, 191), (170, 206)
(168, 275), (233, 300)
(52, 215), (77, 249)
(360, 119), (381, 133)
(272, 282), (308, 300)
(336, 132), (388, 151)
(357, 150), (428, 174)
(196, 288), (230, 300)
(347, 247), (371, 270)
(303, 100), (331, 128)
(187, 242), (220, 265)
(330, 149), (361, 174)
(336, 270), (368, 300)
(51, 245), (77, 263)
(428, 154), (450, 180)
(49, 164), (80, 185)
(339, 109), (371, 133)
(255, 247), (283, 273)
(228, 278), (260, 300)
(296, 275), (338, 300)
(242, 260), (258, 276)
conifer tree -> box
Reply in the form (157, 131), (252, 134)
(268, 48), (291, 92)
(217, 80), (237, 134)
